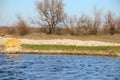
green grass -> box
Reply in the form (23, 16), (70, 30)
(22, 44), (120, 52)
(16, 44), (120, 57)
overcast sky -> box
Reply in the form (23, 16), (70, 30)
(0, 0), (120, 26)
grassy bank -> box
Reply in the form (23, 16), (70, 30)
(22, 44), (120, 57)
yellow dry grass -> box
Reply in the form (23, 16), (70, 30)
(5, 38), (21, 48)
(4, 38), (21, 53)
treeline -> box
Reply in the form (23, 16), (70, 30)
(0, 0), (120, 36)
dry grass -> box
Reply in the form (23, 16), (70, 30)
(18, 34), (120, 43)
(1, 29), (120, 43)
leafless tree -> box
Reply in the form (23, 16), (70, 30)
(115, 17), (120, 33)
(93, 7), (102, 34)
(15, 15), (30, 36)
(104, 11), (115, 35)
(63, 15), (81, 35)
(35, 0), (65, 34)
(77, 14), (93, 35)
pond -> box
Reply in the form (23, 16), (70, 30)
(0, 54), (120, 80)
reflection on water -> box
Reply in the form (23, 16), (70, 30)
(0, 54), (120, 80)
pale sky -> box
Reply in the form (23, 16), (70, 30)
(0, 0), (120, 26)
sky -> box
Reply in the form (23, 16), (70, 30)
(0, 0), (120, 26)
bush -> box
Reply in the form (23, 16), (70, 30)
(15, 15), (30, 36)
(6, 27), (16, 35)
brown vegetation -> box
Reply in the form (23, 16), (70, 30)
(35, 0), (66, 34)
(0, 0), (120, 37)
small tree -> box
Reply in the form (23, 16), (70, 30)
(115, 17), (120, 33)
(77, 14), (93, 35)
(93, 7), (102, 34)
(64, 16), (78, 35)
(104, 11), (115, 35)
(35, 0), (65, 34)
(15, 15), (29, 36)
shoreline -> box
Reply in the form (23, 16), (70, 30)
(0, 50), (120, 57)
(0, 45), (120, 57)
(0, 37), (120, 57)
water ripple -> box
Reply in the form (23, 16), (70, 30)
(0, 54), (120, 80)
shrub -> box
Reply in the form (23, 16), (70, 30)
(15, 15), (30, 36)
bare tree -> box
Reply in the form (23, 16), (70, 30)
(35, 0), (65, 34)
(15, 15), (29, 36)
(104, 11), (115, 35)
(115, 17), (120, 33)
(93, 7), (102, 34)
(77, 14), (93, 35)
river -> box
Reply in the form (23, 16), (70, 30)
(0, 54), (120, 80)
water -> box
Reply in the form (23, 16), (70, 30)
(0, 54), (120, 80)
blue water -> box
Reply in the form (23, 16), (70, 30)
(0, 54), (120, 80)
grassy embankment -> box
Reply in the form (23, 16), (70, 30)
(0, 34), (120, 57)
(22, 44), (120, 57)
